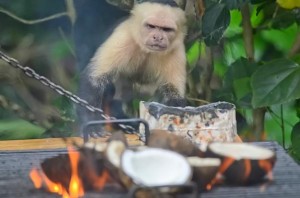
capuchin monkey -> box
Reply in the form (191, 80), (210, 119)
(77, 0), (187, 133)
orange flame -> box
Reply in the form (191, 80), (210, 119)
(93, 170), (110, 190)
(243, 159), (251, 181)
(29, 147), (85, 198)
(218, 157), (235, 174)
(258, 159), (274, 180)
(68, 147), (84, 197)
(29, 168), (42, 189)
(209, 157), (235, 187)
(29, 168), (69, 197)
(206, 183), (212, 191)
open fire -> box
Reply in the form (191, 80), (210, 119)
(29, 147), (109, 198)
(28, 131), (276, 198)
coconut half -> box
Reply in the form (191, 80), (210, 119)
(207, 142), (276, 184)
(106, 141), (126, 168)
(121, 148), (192, 187)
(187, 157), (221, 190)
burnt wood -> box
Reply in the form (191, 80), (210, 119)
(0, 142), (299, 197)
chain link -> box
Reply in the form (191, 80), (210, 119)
(0, 50), (136, 133)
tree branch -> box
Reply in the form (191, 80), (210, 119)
(289, 31), (300, 57)
(0, 0), (76, 25)
(241, 3), (266, 140)
(0, 7), (68, 25)
(65, 0), (76, 24)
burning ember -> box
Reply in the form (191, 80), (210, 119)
(29, 147), (108, 198)
(30, 168), (71, 197)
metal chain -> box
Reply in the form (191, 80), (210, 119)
(0, 50), (136, 133)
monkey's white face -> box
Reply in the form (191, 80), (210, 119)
(130, 2), (187, 53)
(141, 16), (177, 52)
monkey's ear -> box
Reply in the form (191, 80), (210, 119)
(136, 0), (180, 8)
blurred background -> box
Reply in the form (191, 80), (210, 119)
(0, 0), (300, 161)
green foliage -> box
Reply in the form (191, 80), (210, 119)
(202, 2), (230, 45)
(291, 121), (300, 148)
(250, 0), (275, 4)
(223, 38), (246, 64)
(187, 41), (202, 68)
(224, 58), (259, 108)
(225, 10), (243, 38)
(222, 0), (248, 9)
(260, 23), (298, 53)
(296, 99), (300, 118)
(203, 0), (300, 161)
(0, 119), (45, 140)
(290, 121), (300, 161)
(251, 59), (300, 108)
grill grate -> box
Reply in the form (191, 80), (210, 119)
(0, 142), (299, 197)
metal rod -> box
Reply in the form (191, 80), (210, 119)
(81, 118), (150, 144)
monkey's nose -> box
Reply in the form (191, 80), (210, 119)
(153, 35), (163, 41)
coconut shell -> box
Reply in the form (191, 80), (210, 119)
(147, 129), (205, 157)
(187, 157), (221, 191)
(104, 139), (133, 189)
(107, 131), (128, 147)
(206, 142), (276, 184)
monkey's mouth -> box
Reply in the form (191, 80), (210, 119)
(147, 44), (167, 51)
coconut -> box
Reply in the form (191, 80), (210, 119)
(206, 142), (276, 184)
(104, 140), (133, 189)
(147, 129), (204, 157)
(84, 142), (108, 152)
(106, 141), (126, 168)
(187, 157), (221, 191)
(121, 148), (192, 187)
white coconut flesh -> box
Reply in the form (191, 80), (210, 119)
(121, 148), (192, 186)
(187, 157), (221, 167)
(84, 142), (107, 152)
(209, 143), (274, 160)
(106, 141), (126, 168)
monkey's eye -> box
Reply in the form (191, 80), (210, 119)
(162, 27), (174, 32)
(146, 24), (155, 29)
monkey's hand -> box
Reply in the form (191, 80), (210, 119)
(156, 83), (187, 107)
(165, 97), (187, 107)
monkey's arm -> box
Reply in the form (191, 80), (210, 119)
(77, 24), (135, 131)
(77, 69), (113, 129)
(156, 46), (187, 107)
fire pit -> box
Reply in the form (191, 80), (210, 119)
(0, 141), (300, 197)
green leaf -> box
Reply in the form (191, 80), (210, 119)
(254, 0), (276, 16)
(291, 121), (300, 151)
(251, 59), (300, 108)
(233, 77), (252, 100)
(0, 119), (45, 140)
(272, 9), (297, 29)
(224, 58), (259, 107)
(261, 23), (297, 53)
(250, 0), (275, 4)
(187, 41), (202, 68)
(224, 38), (246, 64)
(202, 3), (230, 46)
(225, 10), (243, 37)
(231, 57), (258, 77)
(222, 0), (247, 9)
(296, 99), (300, 118)
(251, 4), (265, 27)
